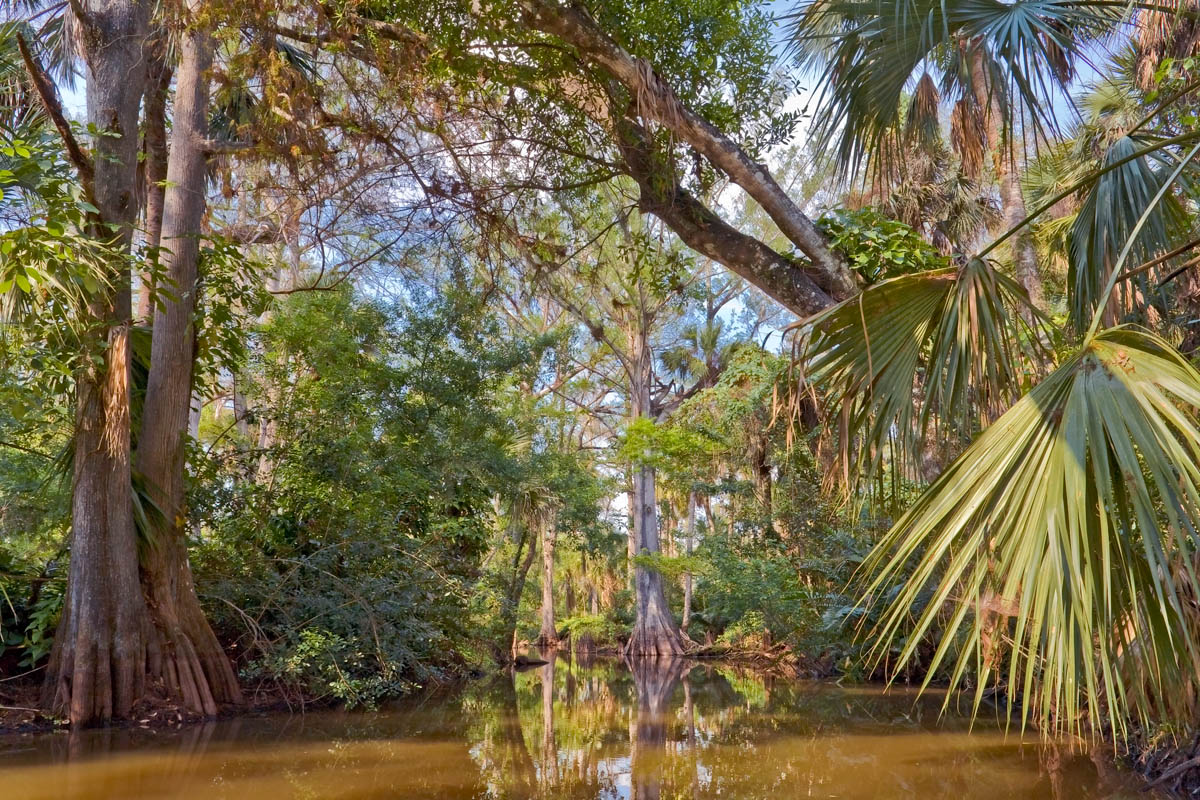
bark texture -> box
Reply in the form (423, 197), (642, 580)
(681, 491), (695, 634)
(137, 36), (172, 323)
(44, 0), (152, 726)
(137, 0), (242, 713)
(625, 463), (685, 657)
(623, 297), (684, 658)
(537, 518), (559, 647)
(619, 118), (834, 316)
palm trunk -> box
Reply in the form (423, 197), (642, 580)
(504, 527), (539, 660)
(137, 1), (241, 713)
(43, 0), (152, 726)
(969, 43), (1044, 312)
(999, 166), (1044, 310)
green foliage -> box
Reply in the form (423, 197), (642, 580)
(790, 0), (1119, 173)
(191, 238), (272, 397)
(1068, 135), (1186, 332)
(863, 326), (1200, 737)
(241, 626), (418, 709)
(558, 613), (621, 643)
(195, 284), (532, 698)
(690, 534), (817, 649)
(618, 417), (718, 473)
(816, 207), (948, 284)
(0, 129), (124, 398)
(805, 258), (1046, 496)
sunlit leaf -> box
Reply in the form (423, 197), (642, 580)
(862, 326), (1200, 737)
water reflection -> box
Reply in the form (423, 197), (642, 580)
(0, 657), (1154, 799)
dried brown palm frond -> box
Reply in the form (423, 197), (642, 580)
(950, 97), (987, 179)
(1134, 0), (1200, 90)
(904, 72), (941, 150)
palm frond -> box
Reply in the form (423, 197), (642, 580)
(804, 257), (1045, 494)
(787, 0), (1120, 175)
(861, 326), (1200, 736)
(1069, 135), (1188, 331)
(904, 72), (941, 150)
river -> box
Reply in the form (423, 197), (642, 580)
(0, 656), (1155, 798)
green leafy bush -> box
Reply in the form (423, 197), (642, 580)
(817, 207), (949, 284)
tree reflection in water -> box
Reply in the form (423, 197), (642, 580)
(629, 657), (687, 800)
(0, 658), (1154, 800)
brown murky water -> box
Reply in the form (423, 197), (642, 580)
(0, 657), (1155, 799)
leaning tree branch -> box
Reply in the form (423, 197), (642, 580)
(16, 34), (95, 200)
(615, 112), (834, 317)
(515, 0), (858, 300)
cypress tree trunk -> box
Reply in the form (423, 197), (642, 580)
(626, 464), (684, 656)
(681, 491), (695, 634)
(136, 0), (241, 713)
(624, 335), (683, 658)
(537, 516), (559, 647)
(43, 0), (152, 726)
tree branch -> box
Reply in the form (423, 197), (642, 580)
(515, 0), (858, 299)
(17, 34), (95, 200)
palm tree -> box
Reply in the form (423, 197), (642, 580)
(789, 0), (1122, 310)
(791, 0), (1200, 736)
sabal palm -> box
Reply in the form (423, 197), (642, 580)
(788, 0), (1118, 170)
(793, 0), (1200, 735)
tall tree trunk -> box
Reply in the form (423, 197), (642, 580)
(537, 516), (559, 647)
(231, 377), (251, 440)
(504, 526), (539, 661)
(998, 167), (1044, 310)
(626, 463), (684, 656)
(254, 199), (303, 483)
(43, 0), (152, 726)
(136, 36), (172, 323)
(564, 569), (575, 617)
(625, 343), (684, 658)
(137, 0), (241, 714)
(969, 43), (1044, 311)
(681, 491), (695, 634)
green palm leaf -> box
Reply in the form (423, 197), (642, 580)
(862, 325), (1200, 736)
(1069, 135), (1188, 331)
(804, 257), (1044, 494)
(788, 0), (1120, 173)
